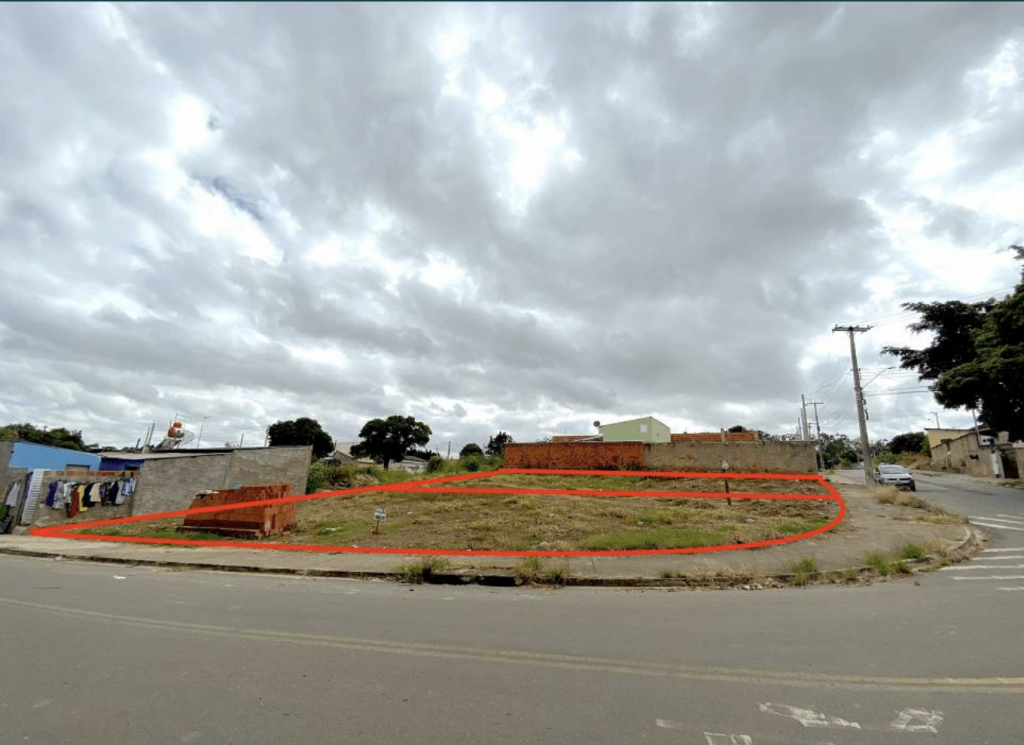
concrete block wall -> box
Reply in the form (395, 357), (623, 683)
(643, 441), (817, 473)
(504, 442), (645, 469)
(225, 447), (309, 497)
(132, 447), (311, 517)
(31, 470), (136, 529)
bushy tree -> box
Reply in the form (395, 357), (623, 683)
(818, 433), (860, 468)
(459, 443), (484, 458)
(0, 423), (87, 452)
(884, 245), (1024, 441)
(268, 417), (335, 460)
(485, 431), (513, 456)
(888, 431), (927, 455)
(351, 415), (432, 470)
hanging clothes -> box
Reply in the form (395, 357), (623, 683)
(45, 481), (59, 508)
(67, 485), (80, 518)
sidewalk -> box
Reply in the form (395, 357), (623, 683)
(0, 475), (975, 586)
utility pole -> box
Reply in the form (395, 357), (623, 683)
(932, 412), (941, 428)
(833, 325), (873, 485)
(807, 400), (824, 470)
(800, 395), (811, 441)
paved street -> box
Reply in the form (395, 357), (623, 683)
(2, 474), (1022, 745)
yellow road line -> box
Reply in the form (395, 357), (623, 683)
(3, 597), (1022, 695)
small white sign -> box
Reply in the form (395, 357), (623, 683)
(374, 507), (387, 521)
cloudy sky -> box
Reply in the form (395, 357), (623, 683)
(0, 2), (1021, 452)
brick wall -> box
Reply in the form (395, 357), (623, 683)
(643, 441), (816, 473)
(504, 440), (815, 473)
(671, 432), (759, 442)
(503, 442), (645, 469)
(182, 484), (295, 537)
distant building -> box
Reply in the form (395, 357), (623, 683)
(599, 416), (671, 443)
(326, 442), (376, 466)
(389, 455), (429, 474)
(925, 428), (1022, 479)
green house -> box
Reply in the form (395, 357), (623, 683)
(599, 416), (671, 443)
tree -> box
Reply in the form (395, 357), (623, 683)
(884, 246), (1024, 441)
(485, 431), (514, 456)
(726, 425), (749, 433)
(459, 443), (484, 458)
(350, 415), (432, 470)
(0, 423), (87, 451)
(817, 432), (860, 468)
(888, 431), (927, 455)
(267, 417), (335, 460)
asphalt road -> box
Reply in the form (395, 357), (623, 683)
(1, 474), (1022, 745)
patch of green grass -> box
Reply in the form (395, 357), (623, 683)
(894, 559), (913, 575)
(514, 556), (544, 582)
(634, 511), (676, 526)
(899, 543), (926, 561)
(546, 566), (570, 584)
(790, 557), (819, 586)
(659, 569), (678, 579)
(581, 527), (727, 551)
(395, 556), (451, 584)
(865, 552), (893, 576)
(773, 518), (830, 536)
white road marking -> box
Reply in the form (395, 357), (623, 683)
(970, 521), (1024, 532)
(982, 547), (1024, 552)
(996, 514), (1024, 521)
(938, 564), (1024, 571)
(655, 719), (685, 731)
(997, 586), (1024, 592)
(888, 708), (943, 733)
(704, 733), (753, 745)
(952, 575), (1024, 581)
(758, 703), (860, 729)
(963, 555), (1024, 561)
(970, 516), (1024, 525)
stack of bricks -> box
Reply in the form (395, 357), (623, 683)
(180, 484), (295, 538)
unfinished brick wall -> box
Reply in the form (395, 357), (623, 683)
(644, 441), (816, 473)
(181, 484), (295, 538)
(671, 432), (759, 442)
(503, 442), (645, 469)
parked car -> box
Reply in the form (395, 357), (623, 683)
(874, 464), (916, 491)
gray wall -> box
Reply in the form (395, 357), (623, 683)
(0, 440), (28, 529)
(132, 446), (311, 516)
(643, 441), (817, 474)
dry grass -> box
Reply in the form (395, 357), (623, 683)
(870, 485), (899, 504)
(79, 474), (838, 553)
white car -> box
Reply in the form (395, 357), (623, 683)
(874, 464), (916, 491)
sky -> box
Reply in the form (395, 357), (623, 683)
(0, 2), (1021, 452)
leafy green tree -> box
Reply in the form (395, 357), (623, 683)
(818, 432), (860, 468)
(888, 431), (927, 455)
(350, 415), (432, 470)
(884, 246), (1024, 441)
(0, 423), (87, 451)
(726, 425), (749, 433)
(267, 417), (335, 459)
(459, 443), (484, 458)
(485, 431), (513, 456)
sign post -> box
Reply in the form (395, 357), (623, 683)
(373, 506), (386, 534)
(721, 459), (731, 506)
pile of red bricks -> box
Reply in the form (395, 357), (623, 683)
(180, 484), (295, 538)
(504, 442), (645, 469)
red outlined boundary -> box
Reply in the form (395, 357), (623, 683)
(30, 468), (845, 557)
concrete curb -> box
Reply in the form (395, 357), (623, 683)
(0, 524), (983, 589)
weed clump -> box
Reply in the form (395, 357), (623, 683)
(395, 556), (451, 584)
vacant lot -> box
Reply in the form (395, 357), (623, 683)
(82, 473), (837, 552)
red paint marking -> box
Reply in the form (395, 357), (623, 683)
(31, 468), (846, 557)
